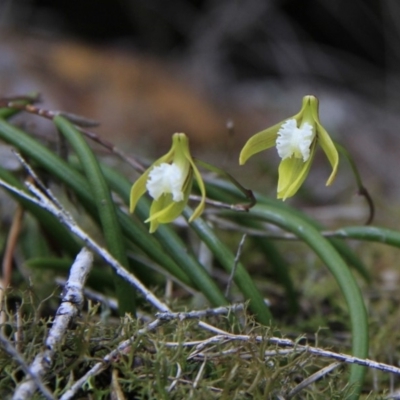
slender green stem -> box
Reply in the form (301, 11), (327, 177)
(335, 142), (374, 225)
(194, 158), (256, 210)
(330, 226), (400, 247)
(0, 93), (40, 119)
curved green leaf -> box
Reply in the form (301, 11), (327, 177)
(332, 226), (400, 248)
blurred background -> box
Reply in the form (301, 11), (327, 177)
(0, 0), (400, 217)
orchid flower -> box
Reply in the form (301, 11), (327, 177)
(130, 133), (206, 232)
(239, 95), (339, 200)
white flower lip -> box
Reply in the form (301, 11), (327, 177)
(146, 163), (185, 202)
(276, 119), (314, 161)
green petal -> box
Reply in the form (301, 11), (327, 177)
(277, 146), (315, 200)
(308, 96), (339, 186)
(239, 122), (282, 165)
(129, 170), (150, 213)
(146, 182), (191, 224)
(129, 148), (175, 214)
(277, 157), (304, 199)
(316, 122), (339, 186)
(184, 158), (206, 222)
(147, 199), (185, 232)
(146, 194), (174, 233)
(149, 219), (159, 233)
(171, 133), (190, 170)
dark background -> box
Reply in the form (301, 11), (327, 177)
(1, 0), (389, 96)
(1, 0), (400, 206)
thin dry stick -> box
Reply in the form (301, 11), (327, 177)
(193, 358), (207, 389)
(167, 363), (182, 393)
(287, 362), (342, 398)
(0, 333), (55, 400)
(12, 247), (93, 400)
(153, 307), (400, 377)
(3, 101), (99, 128)
(5, 102), (145, 172)
(165, 332), (400, 376)
(155, 303), (245, 321)
(190, 194), (253, 212)
(225, 234), (247, 297)
(14, 303), (23, 353)
(59, 317), (167, 400)
(55, 277), (118, 311)
(2, 205), (24, 288)
(110, 369), (125, 400)
(13, 151), (65, 210)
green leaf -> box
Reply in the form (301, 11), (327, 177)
(183, 207), (273, 326)
(54, 115), (136, 316)
(331, 226), (400, 248)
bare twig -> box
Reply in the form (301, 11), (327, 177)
(164, 332), (400, 376)
(59, 317), (167, 400)
(14, 303), (23, 353)
(193, 358), (207, 389)
(225, 234), (247, 297)
(0, 332), (55, 400)
(2, 205), (24, 288)
(287, 362), (342, 398)
(167, 363), (182, 393)
(4, 101), (99, 127)
(156, 303), (245, 321)
(13, 151), (65, 210)
(12, 248), (93, 400)
(190, 194), (253, 212)
(4, 102), (145, 171)
(55, 277), (118, 311)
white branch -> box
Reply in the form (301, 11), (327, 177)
(12, 248), (93, 400)
(0, 332), (55, 400)
(0, 177), (171, 313)
(156, 303), (245, 321)
(165, 332), (400, 375)
(287, 362), (342, 398)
